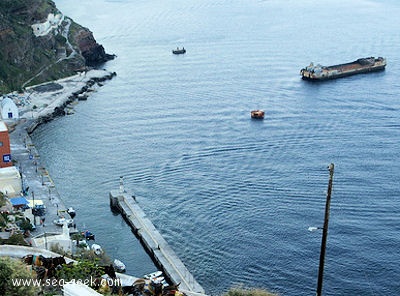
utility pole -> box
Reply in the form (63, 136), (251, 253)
(32, 191), (36, 226)
(316, 163), (334, 296)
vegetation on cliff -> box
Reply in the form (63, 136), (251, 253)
(0, 0), (114, 94)
(0, 257), (40, 296)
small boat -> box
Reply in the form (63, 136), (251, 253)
(143, 270), (163, 280)
(91, 243), (103, 255)
(300, 57), (386, 81)
(113, 259), (126, 272)
(172, 47), (186, 55)
(77, 94), (88, 101)
(67, 207), (76, 218)
(144, 270), (168, 286)
(251, 110), (265, 119)
(53, 217), (74, 227)
(72, 239), (90, 250)
(82, 230), (95, 240)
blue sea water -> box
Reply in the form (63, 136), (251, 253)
(30, 0), (400, 295)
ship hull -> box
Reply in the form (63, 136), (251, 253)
(300, 57), (386, 81)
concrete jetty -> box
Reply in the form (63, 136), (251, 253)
(110, 186), (205, 294)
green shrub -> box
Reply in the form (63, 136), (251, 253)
(0, 214), (6, 227)
(0, 257), (39, 296)
(19, 219), (33, 232)
(4, 233), (29, 246)
(0, 192), (6, 207)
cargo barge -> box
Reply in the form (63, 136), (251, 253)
(300, 57), (386, 81)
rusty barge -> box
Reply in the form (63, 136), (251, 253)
(300, 57), (386, 81)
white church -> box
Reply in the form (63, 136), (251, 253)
(0, 97), (19, 120)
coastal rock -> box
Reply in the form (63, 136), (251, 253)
(74, 29), (115, 66)
(0, 0), (115, 93)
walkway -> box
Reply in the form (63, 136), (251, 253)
(110, 190), (205, 294)
(9, 119), (76, 242)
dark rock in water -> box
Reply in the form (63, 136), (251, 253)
(53, 106), (66, 117)
(75, 29), (116, 66)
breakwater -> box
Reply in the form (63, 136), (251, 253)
(21, 69), (116, 134)
(109, 187), (205, 294)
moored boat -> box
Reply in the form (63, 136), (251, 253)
(251, 110), (265, 119)
(82, 229), (95, 240)
(143, 270), (163, 280)
(91, 243), (103, 255)
(72, 239), (90, 250)
(67, 207), (76, 218)
(143, 270), (168, 287)
(113, 259), (126, 272)
(300, 57), (386, 81)
(172, 47), (186, 54)
(53, 217), (74, 227)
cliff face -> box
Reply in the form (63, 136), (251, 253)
(0, 0), (114, 93)
(74, 28), (115, 67)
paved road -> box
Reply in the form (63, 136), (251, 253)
(9, 119), (78, 243)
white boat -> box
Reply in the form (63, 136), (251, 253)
(72, 239), (90, 250)
(143, 270), (168, 286)
(143, 271), (163, 280)
(91, 244), (103, 255)
(113, 259), (126, 272)
(53, 217), (74, 227)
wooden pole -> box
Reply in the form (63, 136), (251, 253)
(316, 163), (334, 296)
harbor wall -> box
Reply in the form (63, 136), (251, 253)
(109, 189), (205, 294)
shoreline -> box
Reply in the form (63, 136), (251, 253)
(15, 69), (117, 134)
(4, 69), (116, 250)
(4, 70), (207, 295)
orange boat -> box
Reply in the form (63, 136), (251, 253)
(251, 110), (264, 119)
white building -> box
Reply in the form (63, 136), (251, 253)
(1, 97), (19, 120)
(31, 13), (64, 37)
(32, 222), (73, 253)
(0, 166), (22, 197)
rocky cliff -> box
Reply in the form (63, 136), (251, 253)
(0, 0), (115, 93)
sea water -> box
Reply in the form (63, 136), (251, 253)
(31, 1), (400, 295)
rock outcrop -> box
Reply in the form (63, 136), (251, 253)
(0, 0), (115, 93)
(75, 29), (115, 67)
